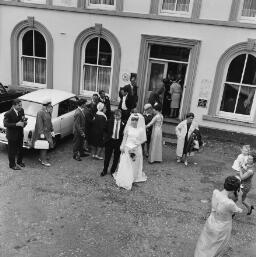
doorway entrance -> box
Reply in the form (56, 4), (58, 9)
(145, 44), (190, 119)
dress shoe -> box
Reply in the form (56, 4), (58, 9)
(80, 153), (89, 157)
(100, 171), (107, 177)
(95, 155), (103, 160)
(17, 162), (25, 168)
(73, 155), (82, 161)
(10, 165), (21, 170)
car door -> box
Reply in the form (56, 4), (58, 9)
(57, 97), (77, 137)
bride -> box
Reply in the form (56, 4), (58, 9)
(113, 113), (147, 190)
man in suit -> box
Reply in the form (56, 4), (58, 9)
(73, 98), (89, 161)
(98, 89), (111, 119)
(121, 73), (138, 109)
(118, 87), (132, 123)
(4, 99), (27, 170)
(101, 109), (125, 176)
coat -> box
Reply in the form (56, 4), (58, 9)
(3, 108), (25, 141)
(32, 109), (54, 148)
(175, 119), (198, 157)
(98, 96), (111, 119)
(73, 108), (85, 137)
(103, 118), (125, 145)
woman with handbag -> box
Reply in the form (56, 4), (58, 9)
(32, 99), (55, 167)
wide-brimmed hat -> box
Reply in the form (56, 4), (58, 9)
(42, 98), (52, 106)
(144, 103), (152, 110)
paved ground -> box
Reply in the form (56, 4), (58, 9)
(0, 137), (255, 257)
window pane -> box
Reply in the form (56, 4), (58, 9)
(85, 37), (98, 64)
(58, 100), (70, 116)
(150, 45), (190, 62)
(102, 0), (114, 4)
(97, 67), (111, 94)
(83, 65), (97, 91)
(34, 31), (46, 58)
(242, 0), (256, 17)
(220, 83), (239, 113)
(226, 54), (246, 83)
(235, 86), (255, 115)
(22, 57), (34, 82)
(89, 0), (101, 3)
(176, 0), (190, 12)
(99, 38), (112, 66)
(22, 30), (33, 56)
(35, 59), (46, 84)
(243, 54), (256, 85)
(162, 0), (176, 11)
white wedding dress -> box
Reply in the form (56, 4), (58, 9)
(113, 116), (147, 190)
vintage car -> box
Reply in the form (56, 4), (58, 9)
(0, 89), (78, 148)
(0, 82), (29, 113)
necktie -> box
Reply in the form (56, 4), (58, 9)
(114, 121), (119, 139)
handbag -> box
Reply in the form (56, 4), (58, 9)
(34, 139), (49, 150)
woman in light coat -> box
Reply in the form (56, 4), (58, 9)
(175, 112), (198, 166)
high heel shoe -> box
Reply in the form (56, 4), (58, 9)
(184, 161), (188, 166)
(247, 205), (254, 215)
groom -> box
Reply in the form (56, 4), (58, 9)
(101, 109), (125, 176)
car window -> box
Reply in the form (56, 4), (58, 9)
(58, 97), (78, 117)
(0, 83), (5, 94)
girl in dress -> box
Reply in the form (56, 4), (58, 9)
(90, 102), (107, 160)
(146, 103), (163, 163)
(232, 144), (250, 175)
(142, 103), (154, 157)
(194, 176), (243, 257)
(113, 113), (147, 190)
(239, 154), (255, 215)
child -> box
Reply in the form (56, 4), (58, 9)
(239, 154), (255, 215)
(232, 145), (250, 175)
(142, 104), (154, 157)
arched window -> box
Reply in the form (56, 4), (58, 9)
(20, 29), (47, 86)
(81, 36), (112, 95)
(219, 53), (256, 120)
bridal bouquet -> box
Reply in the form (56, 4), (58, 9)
(129, 150), (136, 162)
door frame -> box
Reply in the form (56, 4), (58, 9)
(137, 35), (201, 120)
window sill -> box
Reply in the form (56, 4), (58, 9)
(159, 11), (191, 18)
(202, 114), (256, 128)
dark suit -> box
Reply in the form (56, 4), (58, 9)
(120, 83), (138, 109)
(118, 94), (133, 123)
(73, 107), (86, 157)
(4, 108), (25, 168)
(99, 96), (111, 119)
(102, 118), (125, 175)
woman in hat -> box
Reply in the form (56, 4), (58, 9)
(146, 103), (163, 163)
(194, 176), (242, 257)
(32, 99), (55, 167)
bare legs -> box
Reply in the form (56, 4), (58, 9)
(91, 146), (103, 160)
(242, 192), (254, 215)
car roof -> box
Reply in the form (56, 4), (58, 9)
(19, 89), (76, 105)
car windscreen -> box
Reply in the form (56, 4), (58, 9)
(21, 100), (42, 117)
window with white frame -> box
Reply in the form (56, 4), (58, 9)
(20, 29), (47, 87)
(81, 36), (112, 95)
(241, 0), (256, 19)
(87, 0), (115, 9)
(160, 0), (193, 15)
(218, 53), (256, 121)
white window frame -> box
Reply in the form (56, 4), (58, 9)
(87, 0), (116, 10)
(19, 28), (47, 89)
(159, 0), (194, 17)
(217, 52), (256, 122)
(20, 0), (46, 4)
(80, 35), (113, 97)
(239, 0), (256, 23)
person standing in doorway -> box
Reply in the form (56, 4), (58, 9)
(4, 99), (27, 170)
(101, 109), (125, 176)
(170, 74), (183, 118)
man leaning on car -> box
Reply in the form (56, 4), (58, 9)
(4, 99), (27, 170)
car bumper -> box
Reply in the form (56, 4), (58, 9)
(0, 133), (32, 149)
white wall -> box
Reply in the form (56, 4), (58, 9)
(123, 0), (150, 14)
(1, 5), (256, 134)
(200, 0), (233, 21)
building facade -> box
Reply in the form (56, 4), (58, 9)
(0, 0), (256, 135)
